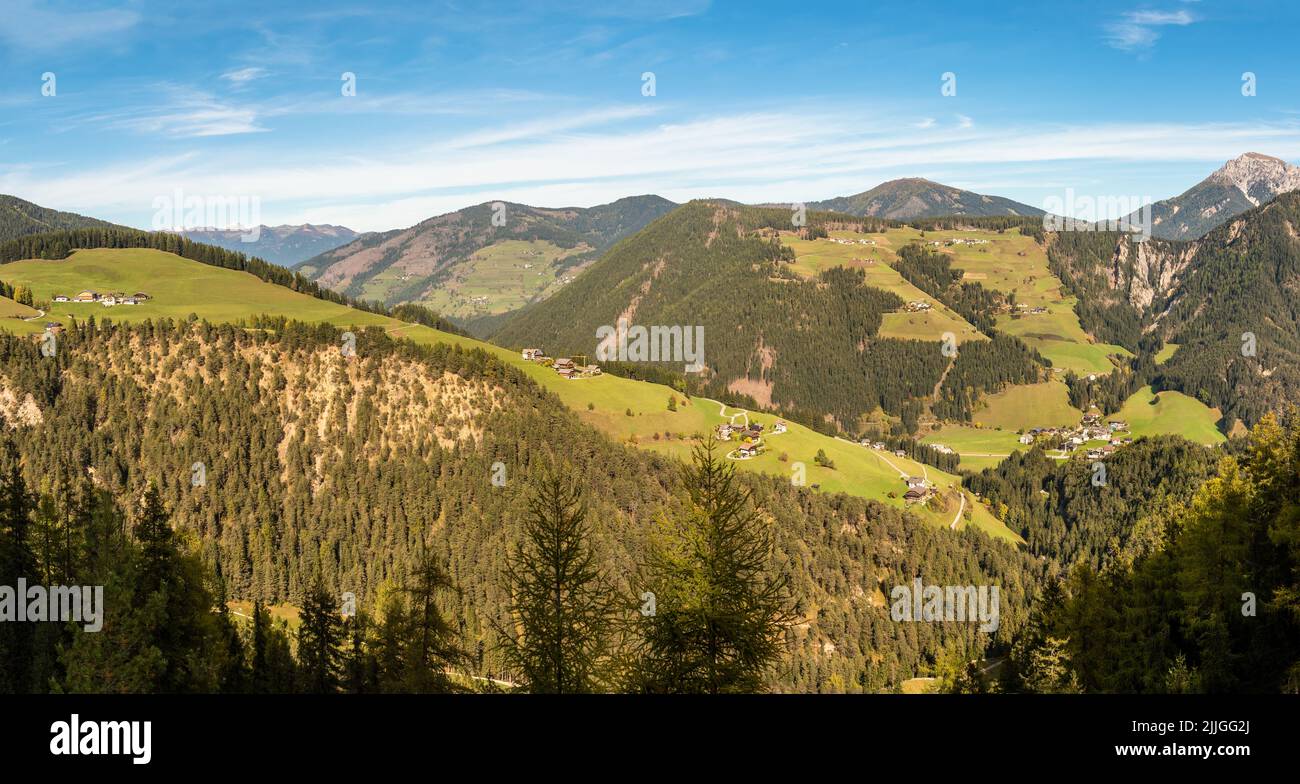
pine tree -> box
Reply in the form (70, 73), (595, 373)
(501, 470), (623, 693)
(0, 442), (36, 693)
(634, 438), (795, 693)
(396, 544), (466, 693)
(297, 574), (344, 693)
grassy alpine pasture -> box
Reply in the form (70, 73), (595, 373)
(783, 227), (1129, 374)
(921, 426), (1029, 472)
(1111, 386), (1226, 445)
(971, 380), (1081, 430)
(0, 295), (45, 336)
(370, 239), (591, 319)
(0, 247), (1020, 540)
(782, 232), (984, 345)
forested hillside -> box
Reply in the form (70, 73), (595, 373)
(495, 202), (1045, 434)
(993, 416), (1300, 694)
(0, 317), (1042, 693)
(1047, 193), (1300, 432)
(300, 195), (677, 316)
(0, 195), (119, 242)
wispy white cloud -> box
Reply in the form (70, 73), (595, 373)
(82, 86), (269, 138)
(1105, 8), (1198, 52)
(221, 67), (268, 85)
(10, 107), (1300, 232)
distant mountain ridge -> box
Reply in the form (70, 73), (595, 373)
(299, 194), (677, 319)
(179, 224), (360, 267)
(1127, 152), (1300, 240)
(0, 194), (119, 241)
(807, 178), (1045, 220)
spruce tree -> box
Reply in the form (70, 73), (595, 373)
(297, 574), (343, 693)
(501, 470), (622, 693)
(634, 438), (794, 693)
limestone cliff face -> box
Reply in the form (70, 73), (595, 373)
(1105, 237), (1197, 313)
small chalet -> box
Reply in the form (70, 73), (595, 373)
(74, 291), (98, 302)
(521, 348), (543, 361)
(737, 444), (759, 458)
(716, 424), (733, 440)
(132, 292), (151, 301)
(894, 449), (906, 458)
(554, 358), (575, 371)
(1018, 434), (1034, 445)
(52, 295), (70, 303)
(772, 420), (787, 434)
(903, 488), (927, 502)
(906, 476), (929, 490)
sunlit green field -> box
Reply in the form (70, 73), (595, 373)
(0, 295), (45, 335)
(413, 239), (591, 318)
(0, 248), (1020, 541)
(1111, 386), (1225, 445)
(784, 227), (1128, 373)
(972, 380), (1081, 430)
(997, 304), (1131, 375)
(1155, 342), (1179, 364)
(783, 233), (984, 345)
(922, 426), (1029, 472)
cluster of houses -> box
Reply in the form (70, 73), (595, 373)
(716, 419), (787, 459)
(829, 237), (877, 246)
(1012, 302), (1049, 315)
(1020, 414), (1132, 456)
(521, 348), (601, 379)
(53, 290), (151, 307)
(857, 438), (910, 459)
(904, 300), (933, 313)
(928, 238), (990, 248)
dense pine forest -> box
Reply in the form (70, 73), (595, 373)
(979, 416), (1300, 693)
(0, 316), (1042, 693)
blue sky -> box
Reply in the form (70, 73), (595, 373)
(2, 0), (1300, 231)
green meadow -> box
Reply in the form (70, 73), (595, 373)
(784, 232), (984, 345)
(390, 239), (590, 319)
(972, 380), (1081, 430)
(1111, 386), (1226, 445)
(922, 426), (1029, 472)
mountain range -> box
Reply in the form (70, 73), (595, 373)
(179, 224), (360, 267)
(1124, 152), (1300, 241)
(806, 177), (1045, 219)
(298, 195), (677, 324)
